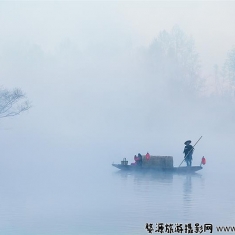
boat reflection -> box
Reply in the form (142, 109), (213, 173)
(113, 170), (173, 185)
(182, 173), (204, 220)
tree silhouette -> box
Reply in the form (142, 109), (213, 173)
(148, 26), (201, 95)
(0, 88), (31, 118)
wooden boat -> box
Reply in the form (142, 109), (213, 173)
(112, 155), (205, 173)
(112, 163), (203, 173)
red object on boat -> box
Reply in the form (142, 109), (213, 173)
(201, 156), (206, 165)
(146, 152), (150, 160)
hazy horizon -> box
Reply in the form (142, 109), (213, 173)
(0, 2), (235, 234)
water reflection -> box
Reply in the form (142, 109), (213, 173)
(134, 172), (173, 187)
(182, 173), (203, 220)
(111, 170), (207, 226)
(183, 175), (192, 202)
(113, 170), (173, 185)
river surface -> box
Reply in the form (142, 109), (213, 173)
(0, 157), (234, 235)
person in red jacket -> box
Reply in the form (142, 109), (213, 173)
(146, 152), (150, 160)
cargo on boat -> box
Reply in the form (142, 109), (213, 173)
(112, 154), (203, 173)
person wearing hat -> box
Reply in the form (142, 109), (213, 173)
(183, 140), (194, 166)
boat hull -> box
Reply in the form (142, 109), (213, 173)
(112, 164), (202, 173)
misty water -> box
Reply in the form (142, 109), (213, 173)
(0, 145), (235, 235)
(1, 1), (235, 235)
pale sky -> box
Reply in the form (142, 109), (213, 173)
(1, 1), (235, 73)
(0, 1), (235, 159)
(1, 3), (235, 233)
(118, 1), (235, 72)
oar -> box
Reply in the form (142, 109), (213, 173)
(178, 136), (203, 167)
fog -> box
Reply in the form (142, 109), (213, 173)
(0, 1), (235, 234)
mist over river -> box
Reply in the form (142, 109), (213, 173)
(1, 1), (235, 234)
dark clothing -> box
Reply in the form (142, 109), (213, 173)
(137, 153), (143, 166)
(138, 153), (142, 161)
(185, 158), (192, 167)
(183, 144), (193, 166)
(184, 144), (193, 156)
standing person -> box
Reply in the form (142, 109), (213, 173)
(183, 140), (194, 166)
(137, 153), (143, 166)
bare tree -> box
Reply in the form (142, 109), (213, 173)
(223, 48), (235, 81)
(0, 88), (31, 118)
(213, 48), (235, 97)
(147, 26), (201, 95)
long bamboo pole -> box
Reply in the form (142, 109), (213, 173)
(178, 136), (203, 167)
